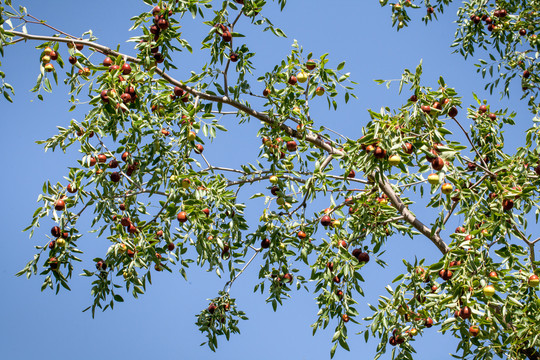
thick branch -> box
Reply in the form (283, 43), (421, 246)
(377, 176), (450, 254)
(522, 348), (540, 360)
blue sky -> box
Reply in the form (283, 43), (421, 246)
(0, 1), (531, 359)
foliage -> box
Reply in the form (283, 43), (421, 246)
(1, 0), (540, 359)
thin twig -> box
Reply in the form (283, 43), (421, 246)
(199, 153), (213, 171)
(227, 174), (306, 187)
(230, 10), (243, 29)
(112, 189), (168, 199)
(94, 133), (142, 189)
(202, 166), (246, 175)
(222, 12), (242, 98)
(450, 116), (495, 177)
(223, 64), (230, 98)
(470, 174), (488, 189)
(210, 111), (240, 115)
(303, 73), (313, 124)
(74, 202), (91, 218)
(437, 200), (459, 235)
(321, 125), (351, 142)
(142, 194), (171, 230)
(225, 249), (259, 292)
(380, 216), (405, 225)
(462, 157), (492, 177)
(5, 37), (26, 45)
(329, 188), (367, 192)
(397, 179), (428, 188)
(291, 154), (334, 215)
(25, 13), (79, 39)
(326, 174), (368, 184)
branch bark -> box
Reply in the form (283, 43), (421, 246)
(522, 348), (540, 360)
(377, 175), (450, 254)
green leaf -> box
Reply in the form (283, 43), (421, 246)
(330, 343), (338, 358)
(3, 90), (12, 102)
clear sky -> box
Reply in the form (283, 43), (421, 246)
(0, 1), (531, 360)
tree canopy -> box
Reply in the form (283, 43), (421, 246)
(2, 0), (540, 359)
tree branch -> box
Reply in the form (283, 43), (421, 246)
(224, 248), (259, 293)
(227, 174), (306, 187)
(397, 178), (427, 188)
(5, 30), (341, 158)
(522, 348), (540, 360)
(377, 175), (449, 254)
(450, 116), (495, 177)
(511, 223), (537, 269)
(24, 14), (80, 39)
(326, 175), (368, 184)
(7, 29), (449, 258)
